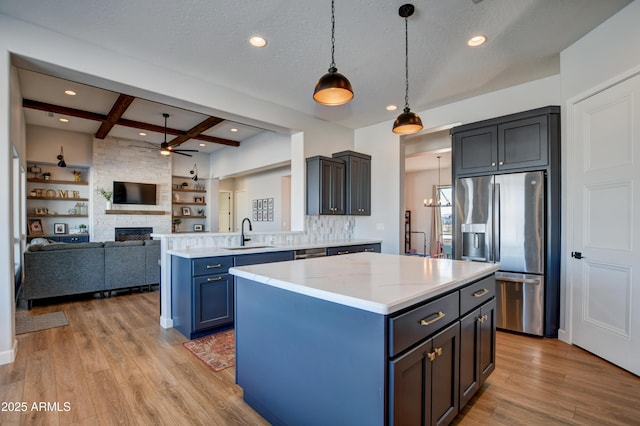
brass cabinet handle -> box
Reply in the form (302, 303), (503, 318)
(207, 276), (223, 282)
(427, 351), (436, 362)
(419, 311), (445, 326)
(491, 162), (496, 166)
(435, 347), (443, 357)
(364, 248), (375, 252)
(472, 288), (489, 298)
(337, 250), (350, 255)
(499, 161), (504, 165)
(477, 314), (489, 324)
(206, 264), (222, 269)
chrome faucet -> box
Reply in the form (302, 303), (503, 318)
(241, 217), (253, 246)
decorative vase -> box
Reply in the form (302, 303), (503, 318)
(106, 201), (112, 210)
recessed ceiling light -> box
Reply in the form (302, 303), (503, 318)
(230, 128), (238, 132)
(386, 105), (398, 111)
(199, 143), (206, 147)
(64, 90), (76, 96)
(59, 118), (69, 123)
(467, 35), (487, 47)
(249, 36), (267, 47)
(139, 132), (147, 136)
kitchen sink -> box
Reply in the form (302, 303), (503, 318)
(226, 245), (274, 251)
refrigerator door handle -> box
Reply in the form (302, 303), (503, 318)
(497, 276), (541, 284)
(493, 182), (500, 263)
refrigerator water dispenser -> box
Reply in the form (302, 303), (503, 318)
(461, 223), (486, 261)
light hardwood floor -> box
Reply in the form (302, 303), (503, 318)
(1, 291), (639, 425)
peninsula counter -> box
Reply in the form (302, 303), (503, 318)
(229, 252), (500, 425)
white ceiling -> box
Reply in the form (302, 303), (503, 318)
(1, 0), (632, 151)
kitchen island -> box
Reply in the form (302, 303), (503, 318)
(229, 252), (500, 426)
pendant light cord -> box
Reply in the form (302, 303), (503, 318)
(329, 0), (336, 71)
(404, 16), (410, 111)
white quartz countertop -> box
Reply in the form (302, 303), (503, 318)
(168, 239), (381, 258)
(229, 252), (500, 315)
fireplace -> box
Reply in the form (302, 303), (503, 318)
(115, 227), (153, 241)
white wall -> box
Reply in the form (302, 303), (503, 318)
(234, 167), (290, 233)
(210, 132), (290, 179)
(26, 125), (93, 166)
(559, 0), (640, 339)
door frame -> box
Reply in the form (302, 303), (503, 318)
(563, 63), (640, 344)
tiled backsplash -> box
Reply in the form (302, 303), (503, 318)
(165, 215), (355, 250)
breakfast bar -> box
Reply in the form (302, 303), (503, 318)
(229, 252), (500, 426)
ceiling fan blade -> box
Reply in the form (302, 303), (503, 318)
(173, 151), (193, 157)
(174, 149), (199, 153)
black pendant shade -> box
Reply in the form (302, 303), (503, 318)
(313, 0), (354, 106)
(313, 67), (354, 106)
(393, 4), (423, 135)
(56, 145), (66, 167)
(393, 107), (423, 135)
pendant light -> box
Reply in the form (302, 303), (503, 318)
(424, 156), (451, 207)
(313, 0), (354, 106)
(56, 146), (67, 167)
(393, 4), (423, 135)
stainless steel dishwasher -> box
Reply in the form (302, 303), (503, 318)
(294, 247), (327, 259)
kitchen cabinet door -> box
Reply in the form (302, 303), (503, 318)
(453, 126), (498, 175)
(306, 156), (345, 215)
(193, 273), (234, 331)
(498, 115), (549, 171)
(459, 298), (496, 408)
(333, 151), (371, 215)
(389, 321), (460, 426)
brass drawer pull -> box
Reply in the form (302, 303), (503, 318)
(472, 288), (489, 298)
(337, 251), (350, 255)
(364, 248), (375, 252)
(419, 311), (445, 326)
(207, 277), (223, 282)
(435, 347), (443, 357)
(427, 351), (436, 362)
(206, 264), (223, 269)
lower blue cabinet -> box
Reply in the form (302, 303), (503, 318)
(193, 273), (234, 332)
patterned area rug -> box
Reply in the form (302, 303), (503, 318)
(183, 329), (235, 372)
(15, 311), (69, 335)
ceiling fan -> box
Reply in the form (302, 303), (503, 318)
(152, 113), (199, 157)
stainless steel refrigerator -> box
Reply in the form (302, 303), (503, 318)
(454, 171), (545, 336)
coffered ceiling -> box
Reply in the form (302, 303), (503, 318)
(1, 0), (633, 153)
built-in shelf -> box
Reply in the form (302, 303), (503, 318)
(27, 197), (89, 201)
(105, 210), (167, 215)
(172, 215), (207, 219)
(27, 178), (88, 185)
(173, 188), (206, 193)
(172, 202), (207, 206)
(27, 214), (88, 218)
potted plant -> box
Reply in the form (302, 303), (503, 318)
(97, 187), (113, 209)
(172, 218), (182, 232)
(79, 224), (87, 234)
(42, 172), (51, 181)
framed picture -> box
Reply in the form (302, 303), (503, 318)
(194, 196), (203, 203)
(257, 211), (263, 221)
(253, 200), (257, 209)
(268, 198), (274, 209)
(28, 219), (44, 236)
(268, 210), (274, 221)
(182, 207), (191, 216)
(262, 198), (269, 208)
(258, 199), (263, 209)
(252, 211), (257, 221)
(193, 224), (204, 232)
(54, 223), (67, 234)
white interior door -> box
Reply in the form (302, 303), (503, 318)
(570, 72), (640, 375)
(218, 191), (232, 232)
(235, 190), (247, 232)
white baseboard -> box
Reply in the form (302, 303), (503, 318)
(0, 339), (17, 365)
(160, 316), (173, 329)
(557, 328), (570, 344)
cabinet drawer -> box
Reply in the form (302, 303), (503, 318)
(460, 275), (495, 315)
(389, 291), (459, 357)
(192, 256), (233, 276)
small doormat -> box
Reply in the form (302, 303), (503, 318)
(15, 311), (69, 335)
(183, 329), (235, 372)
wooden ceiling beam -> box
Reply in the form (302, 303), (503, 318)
(95, 94), (135, 139)
(167, 116), (225, 147)
(22, 98), (240, 147)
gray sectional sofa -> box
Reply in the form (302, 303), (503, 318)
(23, 239), (161, 307)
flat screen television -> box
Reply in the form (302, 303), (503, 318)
(113, 181), (157, 205)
